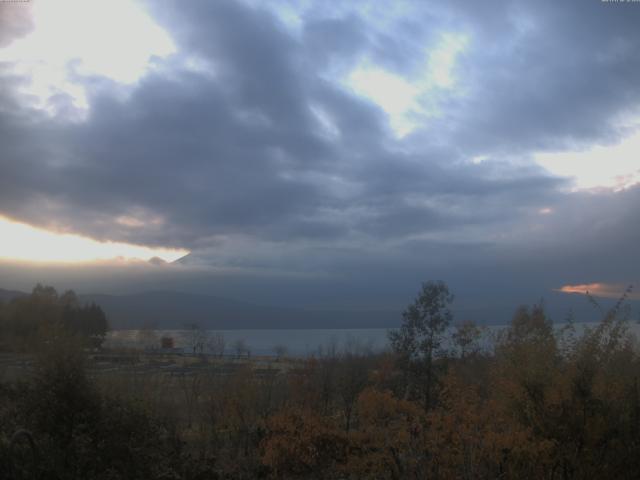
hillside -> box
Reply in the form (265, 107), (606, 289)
(0, 288), (27, 303)
(80, 291), (397, 330)
(1, 287), (634, 330)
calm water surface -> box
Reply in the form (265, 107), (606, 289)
(107, 322), (638, 356)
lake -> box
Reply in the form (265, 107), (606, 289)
(106, 321), (638, 357)
(107, 328), (392, 356)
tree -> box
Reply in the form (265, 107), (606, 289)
(346, 387), (425, 478)
(388, 281), (453, 410)
(58, 290), (79, 308)
(233, 338), (250, 359)
(0, 285), (109, 351)
(452, 320), (484, 359)
(262, 407), (347, 478)
(185, 323), (207, 355)
(336, 351), (369, 432)
(505, 303), (553, 346)
(272, 344), (288, 360)
(208, 332), (226, 358)
(61, 302), (108, 348)
(31, 284), (58, 303)
(6, 332), (182, 479)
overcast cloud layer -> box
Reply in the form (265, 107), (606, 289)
(0, 0), (639, 316)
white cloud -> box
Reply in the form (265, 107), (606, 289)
(344, 32), (468, 137)
(535, 129), (640, 192)
(0, 0), (175, 119)
(426, 32), (468, 89)
(347, 63), (418, 136)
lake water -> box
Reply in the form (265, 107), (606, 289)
(106, 322), (639, 357)
(106, 328), (393, 356)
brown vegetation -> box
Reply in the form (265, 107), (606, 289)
(0, 283), (639, 479)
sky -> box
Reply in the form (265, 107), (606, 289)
(0, 0), (639, 320)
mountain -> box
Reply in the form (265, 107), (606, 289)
(2, 286), (636, 330)
(0, 288), (27, 303)
(80, 289), (633, 330)
(0, 286), (397, 329)
(80, 291), (398, 330)
(172, 253), (199, 265)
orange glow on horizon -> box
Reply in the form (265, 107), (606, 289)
(557, 283), (638, 300)
(0, 216), (188, 263)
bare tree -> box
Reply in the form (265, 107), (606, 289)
(185, 323), (207, 355)
(272, 344), (288, 360)
(208, 331), (226, 358)
(233, 338), (249, 359)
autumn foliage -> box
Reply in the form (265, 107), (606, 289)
(257, 287), (640, 479)
(1, 283), (639, 479)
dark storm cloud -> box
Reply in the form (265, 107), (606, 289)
(0, 0), (638, 309)
(302, 15), (370, 71)
(0, 1), (340, 246)
(429, 0), (640, 153)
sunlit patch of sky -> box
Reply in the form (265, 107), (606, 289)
(0, 0), (175, 120)
(535, 129), (640, 192)
(345, 32), (468, 137)
(0, 215), (188, 263)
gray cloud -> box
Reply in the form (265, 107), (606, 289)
(0, 0), (639, 313)
(428, 0), (640, 153)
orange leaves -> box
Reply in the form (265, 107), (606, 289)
(345, 388), (425, 478)
(261, 408), (347, 478)
(260, 299), (640, 479)
(262, 389), (426, 479)
(423, 373), (556, 479)
(357, 387), (423, 427)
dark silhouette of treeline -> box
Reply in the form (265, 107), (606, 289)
(0, 284), (108, 351)
(0, 282), (639, 479)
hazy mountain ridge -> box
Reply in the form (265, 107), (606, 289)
(79, 291), (398, 330)
(2, 287), (636, 330)
(0, 288), (27, 302)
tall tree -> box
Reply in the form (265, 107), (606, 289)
(388, 280), (453, 410)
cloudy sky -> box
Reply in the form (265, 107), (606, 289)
(0, 0), (639, 319)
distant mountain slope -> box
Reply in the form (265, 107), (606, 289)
(171, 253), (198, 265)
(80, 291), (398, 330)
(2, 286), (636, 330)
(0, 286), (397, 329)
(82, 289), (632, 330)
(0, 288), (27, 303)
